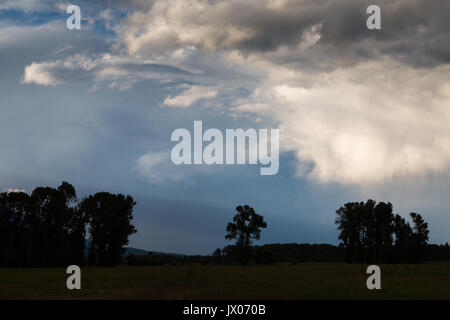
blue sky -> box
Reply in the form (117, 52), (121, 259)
(1, 0), (450, 254)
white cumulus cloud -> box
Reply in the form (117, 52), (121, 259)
(235, 58), (450, 184)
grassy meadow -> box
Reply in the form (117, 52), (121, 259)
(0, 263), (449, 300)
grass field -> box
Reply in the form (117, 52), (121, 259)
(0, 263), (449, 299)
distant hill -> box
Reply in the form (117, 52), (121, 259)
(123, 247), (185, 256)
(85, 241), (184, 257)
(123, 247), (148, 256)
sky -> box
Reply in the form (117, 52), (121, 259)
(1, 0), (450, 254)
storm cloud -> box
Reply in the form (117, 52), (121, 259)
(2, 0), (450, 250)
(117, 0), (450, 69)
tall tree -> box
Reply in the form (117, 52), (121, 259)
(0, 191), (29, 267)
(372, 202), (394, 262)
(67, 205), (88, 266)
(56, 181), (87, 265)
(335, 201), (365, 262)
(27, 183), (76, 266)
(410, 212), (429, 263)
(81, 192), (136, 266)
(225, 205), (267, 265)
(392, 214), (413, 262)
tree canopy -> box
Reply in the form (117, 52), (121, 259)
(0, 182), (136, 267)
(225, 205), (267, 265)
(335, 200), (429, 263)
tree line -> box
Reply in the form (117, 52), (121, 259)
(125, 202), (447, 266)
(0, 182), (136, 267)
(215, 202), (437, 265)
(126, 241), (450, 266)
(1, 193), (446, 267)
(336, 200), (430, 263)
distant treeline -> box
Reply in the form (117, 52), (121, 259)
(0, 182), (136, 267)
(218, 244), (344, 264)
(124, 243), (450, 266)
(125, 200), (449, 266)
(2, 187), (449, 268)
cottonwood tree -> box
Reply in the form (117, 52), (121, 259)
(393, 214), (413, 262)
(28, 183), (78, 266)
(0, 182), (137, 268)
(81, 192), (136, 266)
(225, 205), (267, 265)
(0, 191), (29, 267)
(0, 182), (80, 267)
(410, 212), (429, 263)
(336, 200), (429, 263)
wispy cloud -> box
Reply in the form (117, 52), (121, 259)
(22, 53), (195, 90)
(163, 85), (218, 108)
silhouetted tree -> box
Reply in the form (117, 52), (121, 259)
(371, 202), (394, 262)
(410, 212), (429, 263)
(0, 191), (29, 267)
(67, 205), (88, 265)
(27, 182), (77, 266)
(81, 192), (136, 266)
(225, 205), (267, 265)
(55, 182), (88, 265)
(393, 214), (413, 262)
(335, 201), (365, 262)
